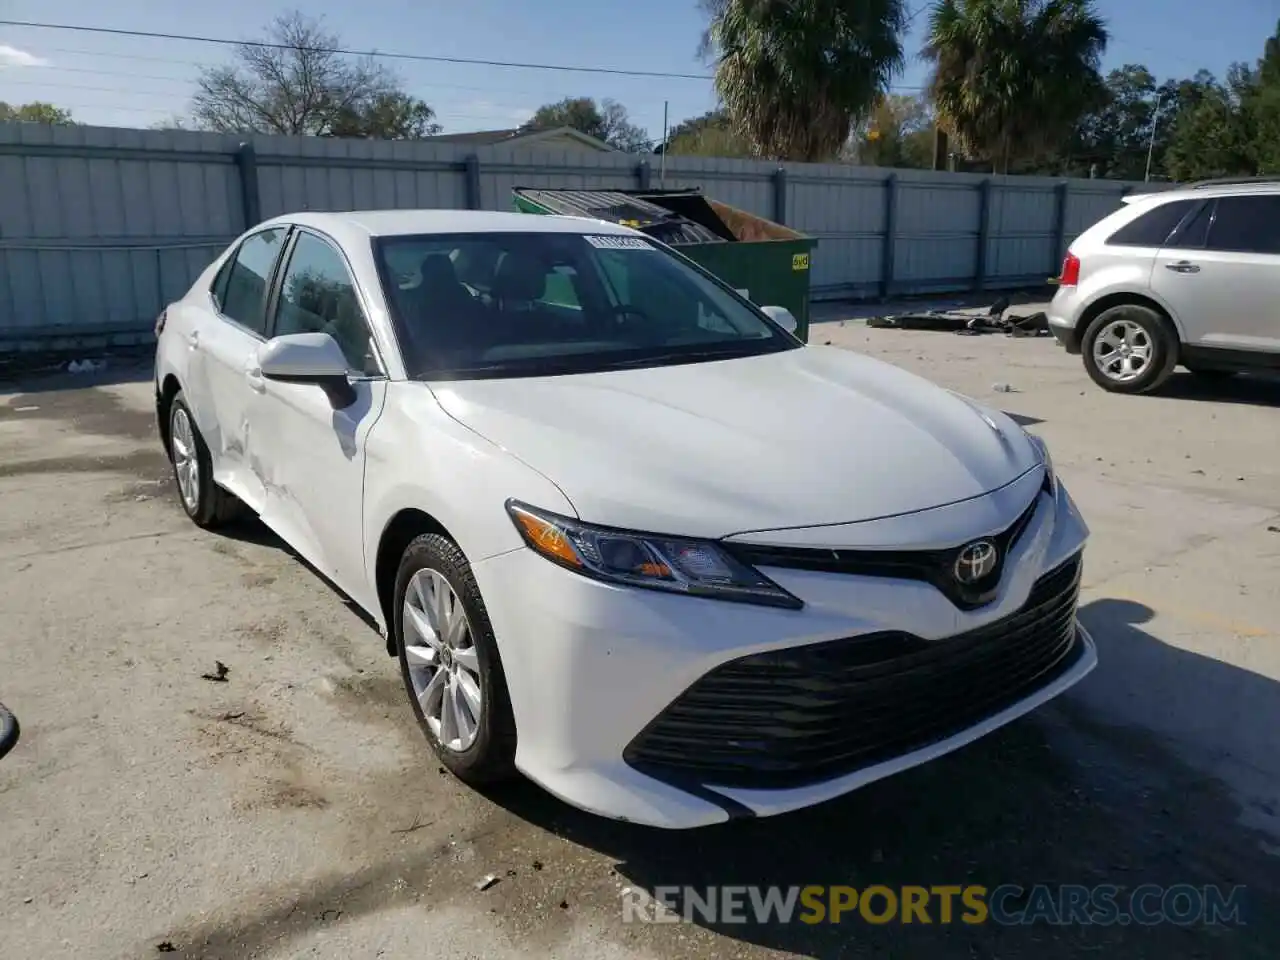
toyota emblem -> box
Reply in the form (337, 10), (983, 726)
(954, 540), (998, 584)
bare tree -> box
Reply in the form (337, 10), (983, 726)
(191, 11), (440, 139)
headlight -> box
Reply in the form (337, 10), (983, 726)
(506, 500), (803, 609)
(1027, 433), (1057, 496)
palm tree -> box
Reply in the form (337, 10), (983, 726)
(923, 0), (1108, 174)
(700, 0), (907, 162)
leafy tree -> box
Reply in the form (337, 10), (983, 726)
(847, 93), (935, 168)
(1159, 71), (1252, 181)
(0, 101), (74, 124)
(699, 0), (907, 162)
(191, 11), (439, 139)
(664, 109), (754, 157)
(519, 97), (650, 152)
(924, 0), (1108, 174)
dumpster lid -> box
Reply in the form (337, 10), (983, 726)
(513, 187), (725, 244)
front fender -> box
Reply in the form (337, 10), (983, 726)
(360, 383), (576, 623)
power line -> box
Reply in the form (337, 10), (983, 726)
(8, 63), (595, 101)
(0, 19), (716, 81)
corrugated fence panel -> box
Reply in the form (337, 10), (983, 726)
(0, 120), (1154, 348)
(987, 181), (1059, 282)
(790, 164), (889, 294)
(894, 175), (983, 288)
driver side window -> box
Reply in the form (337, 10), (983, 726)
(272, 232), (380, 375)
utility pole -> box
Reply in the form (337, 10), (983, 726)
(660, 100), (669, 188)
(1144, 91), (1164, 183)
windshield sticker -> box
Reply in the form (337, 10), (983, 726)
(584, 235), (652, 250)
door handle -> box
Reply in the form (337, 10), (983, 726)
(186, 330), (201, 348)
(1165, 261), (1200, 274)
(245, 365), (266, 393)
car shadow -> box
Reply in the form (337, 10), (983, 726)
(1157, 370), (1280, 407)
(480, 596), (1280, 957)
(0, 351), (154, 395)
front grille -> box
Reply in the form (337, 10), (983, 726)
(724, 480), (1047, 611)
(624, 554), (1084, 790)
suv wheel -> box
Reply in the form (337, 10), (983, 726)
(1081, 304), (1178, 394)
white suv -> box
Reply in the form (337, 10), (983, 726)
(1047, 179), (1280, 393)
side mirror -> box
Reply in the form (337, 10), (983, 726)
(760, 305), (799, 335)
(258, 332), (356, 409)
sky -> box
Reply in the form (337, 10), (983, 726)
(1, 0), (1278, 141)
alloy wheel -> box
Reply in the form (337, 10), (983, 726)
(403, 568), (483, 752)
(169, 406), (200, 512)
(1092, 318), (1153, 383)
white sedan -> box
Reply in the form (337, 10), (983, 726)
(154, 210), (1095, 829)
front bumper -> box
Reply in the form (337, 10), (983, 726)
(472, 475), (1093, 829)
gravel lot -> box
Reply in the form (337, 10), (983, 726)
(2, 317), (1278, 959)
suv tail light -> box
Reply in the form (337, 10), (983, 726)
(1058, 252), (1081, 287)
(154, 309), (167, 337)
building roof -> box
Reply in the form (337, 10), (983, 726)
(425, 126), (615, 152)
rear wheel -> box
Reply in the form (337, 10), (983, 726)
(167, 392), (246, 528)
(1081, 304), (1178, 394)
(394, 533), (516, 784)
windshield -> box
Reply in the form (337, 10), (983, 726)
(372, 231), (799, 379)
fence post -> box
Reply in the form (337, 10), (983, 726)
(1052, 181), (1070, 275)
(974, 178), (992, 292)
(234, 142), (261, 229)
(636, 159), (652, 191)
(465, 154), (483, 210)
(881, 173), (899, 299)
(773, 166), (788, 225)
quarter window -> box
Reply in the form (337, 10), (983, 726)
(1106, 199), (1195, 248)
(272, 232), (379, 374)
(1204, 196), (1280, 254)
(213, 228), (287, 335)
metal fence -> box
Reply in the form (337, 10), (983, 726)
(0, 121), (1144, 350)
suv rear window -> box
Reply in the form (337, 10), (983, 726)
(1106, 199), (1197, 247)
(1204, 196), (1280, 254)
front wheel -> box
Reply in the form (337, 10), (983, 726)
(394, 533), (516, 784)
(1081, 305), (1178, 394)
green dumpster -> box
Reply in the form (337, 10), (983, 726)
(512, 187), (817, 342)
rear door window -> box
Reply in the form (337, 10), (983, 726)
(1163, 201), (1213, 249)
(1107, 199), (1196, 248)
(1204, 196), (1280, 254)
(213, 228), (288, 336)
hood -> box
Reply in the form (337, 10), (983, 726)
(429, 346), (1040, 540)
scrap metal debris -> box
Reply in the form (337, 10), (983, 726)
(867, 295), (1051, 337)
(200, 661), (230, 683)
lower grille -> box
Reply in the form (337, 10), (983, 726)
(624, 554), (1084, 790)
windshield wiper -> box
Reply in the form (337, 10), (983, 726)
(601, 346), (759, 369)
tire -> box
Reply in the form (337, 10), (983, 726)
(1081, 304), (1179, 394)
(0, 702), (18, 760)
(166, 392), (246, 528)
(394, 533), (516, 784)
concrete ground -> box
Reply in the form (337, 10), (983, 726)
(2, 321), (1278, 959)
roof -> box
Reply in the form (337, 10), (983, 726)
(263, 209), (642, 244)
(425, 126), (615, 152)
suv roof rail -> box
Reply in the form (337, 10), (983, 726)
(1186, 175), (1280, 189)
